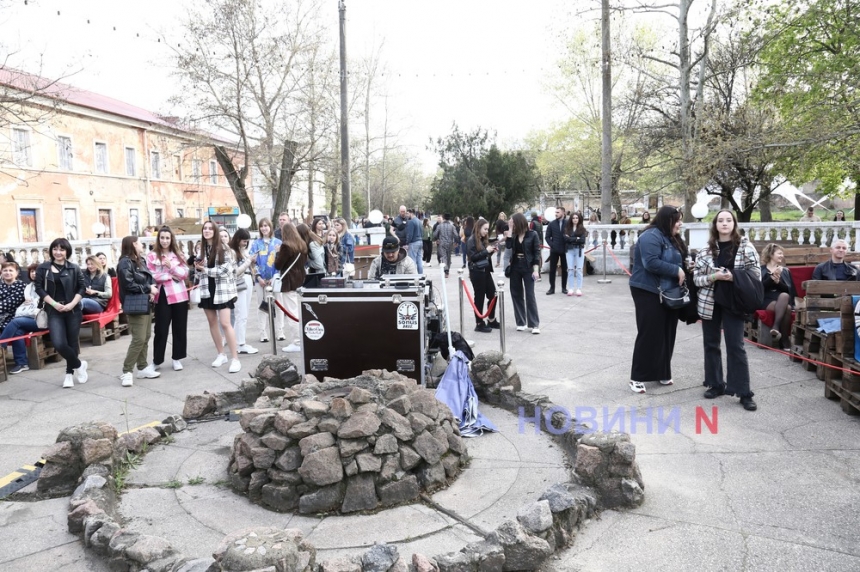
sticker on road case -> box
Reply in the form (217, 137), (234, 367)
(304, 320), (325, 340)
(396, 359), (416, 372)
(309, 359), (329, 372)
(396, 302), (419, 330)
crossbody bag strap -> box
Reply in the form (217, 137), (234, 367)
(278, 253), (301, 279)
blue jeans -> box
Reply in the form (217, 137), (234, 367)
(1, 316), (39, 366)
(408, 240), (423, 273)
(46, 307), (83, 374)
(566, 248), (585, 291)
(81, 298), (104, 314)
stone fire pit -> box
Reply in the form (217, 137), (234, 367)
(228, 370), (468, 514)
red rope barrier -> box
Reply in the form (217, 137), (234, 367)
(744, 335), (860, 374)
(605, 245), (632, 276)
(272, 298), (300, 323)
(459, 277), (498, 320)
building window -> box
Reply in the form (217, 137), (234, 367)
(98, 209), (112, 238)
(125, 147), (136, 177)
(209, 159), (218, 184)
(177, 208), (184, 218)
(20, 208), (39, 242)
(94, 142), (108, 174)
(173, 154), (182, 180)
(129, 208), (140, 236)
(192, 159), (202, 180)
(57, 136), (73, 170)
(155, 208), (163, 226)
(196, 208), (202, 223)
(12, 128), (32, 167)
(64, 208), (79, 241)
(150, 151), (161, 179)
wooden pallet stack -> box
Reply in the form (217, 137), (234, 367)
(789, 281), (851, 372)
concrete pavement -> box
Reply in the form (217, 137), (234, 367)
(1, 265), (859, 571)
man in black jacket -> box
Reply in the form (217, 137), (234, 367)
(544, 206), (568, 294)
(812, 239), (860, 281)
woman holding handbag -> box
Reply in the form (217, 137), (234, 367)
(466, 218), (500, 333)
(274, 223), (308, 353)
(693, 209), (761, 411)
(117, 235), (160, 387)
(195, 220), (241, 373)
(229, 228), (258, 355)
(146, 226), (189, 373)
(628, 206), (686, 393)
(35, 238), (89, 389)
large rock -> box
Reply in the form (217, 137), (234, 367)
(261, 483), (299, 512)
(517, 500), (553, 533)
(299, 432), (336, 457)
(299, 483), (345, 514)
(380, 408), (414, 441)
(298, 447), (343, 486)
(362, 543), (399, 572)
(575, 432), (644, 509)
(409, 390), (441, 419)
(377, 475), (420, 506)
(337, 411), (382, 439)
(488, 519), (553, 571)
(254, 356), (302, 388)
(412, 431), (448, 465)
(274, 410), (307, 435)
(182, 393), (216, 418)
(213, 527), (303, 571)
(341, 474), (378, 513)
(125, 535), (176, 565)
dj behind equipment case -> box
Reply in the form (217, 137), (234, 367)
(298, 275), (434, 384)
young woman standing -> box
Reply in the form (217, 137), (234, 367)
(466, 218), (500, 333)
(324, 229), (341, 275)
(297, 223), (325, 288)
(693, 209), (761, 411)
(195, 220), (241, 373)
(229, 228), (258, 355)
(35, 238), (88, 388)
(564, 212), (588, 297)
(421, 218), (433, 266)
(249, 218), (283, 342)
(117, 236), (160, 387)
(505, 213), (541, 334)
(333, 217), (355, 266)
(81, 255), (112, 314)
(146, 226), (189, 372)
(274, 224), (308, 353)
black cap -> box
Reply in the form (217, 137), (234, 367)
(382, 236), (400, 252)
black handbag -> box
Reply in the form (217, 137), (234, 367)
(658, 284), (691, 310)
(471, 258), (490, 270)
(123, 292), (151, 315)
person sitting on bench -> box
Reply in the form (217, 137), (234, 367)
(811, 239), (859, 281)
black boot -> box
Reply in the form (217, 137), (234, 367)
(704, 385), (725, 399)
(740, 396), (758, 411)
(475, 323), (492, 333)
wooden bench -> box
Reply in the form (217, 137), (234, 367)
(81, 277), (127, 346)
(26, 333), (61, 370)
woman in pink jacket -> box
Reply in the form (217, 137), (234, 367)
(146, 226), (190, 371)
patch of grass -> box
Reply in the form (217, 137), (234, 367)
(187, 476), (206, 486)
(162, 479), (184, 489)
(211, 479), (231, 488)
(113, 450), (143, 493)
(161, 435), (175, 445)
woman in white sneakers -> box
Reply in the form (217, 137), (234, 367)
(194, 220), (241, 373)
(146, 226), (189, 372)
(229, 228), (258, 355)
(117, 236), (161, 387)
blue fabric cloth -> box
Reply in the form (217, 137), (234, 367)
(434, 350), (498, 437)
(817, 317), (841, 334)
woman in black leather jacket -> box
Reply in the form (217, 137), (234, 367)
(117, 235), (160, 387)
(466, 218), (500, 333)
(505, 213), (542, 334)
(564, 212), (588, 297)
(34, 238), (88, 389)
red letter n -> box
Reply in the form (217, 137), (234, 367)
(695, 406), (718, 434)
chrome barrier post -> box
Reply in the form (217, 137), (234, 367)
(457, 268), (465, 335)
(440, 263), (454, 357)
(598, 238), (612, 284)
(497, 279), (506, 354)
(266, 286), (277, 355)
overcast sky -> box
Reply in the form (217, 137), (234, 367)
(5, 0), (583, 170)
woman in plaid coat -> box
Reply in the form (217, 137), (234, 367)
(693, 209), (761, 411)
(146, 226), (189, 372)
(194, 220), (241, 373)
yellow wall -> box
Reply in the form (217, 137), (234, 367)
(0, 103), (240, 244)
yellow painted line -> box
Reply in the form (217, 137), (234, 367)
(0, 470), (32, 488)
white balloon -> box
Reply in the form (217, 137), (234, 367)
(236, 214), (252, 229)
(368, 209), (384, 224)
(544, 207), (557, 221)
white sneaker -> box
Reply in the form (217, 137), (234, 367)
(238, 344), (259, 354)
(172, 360), (184, 371)
(629, 380), (647, 394)
(62, 374), (74, 388)
(516, 326), (527, 332)
(153, 363), (161, 371)
(282, 343), (301, 353)
(531, 328), (541, 335)
(659, 379), (674, 386)
(228, 359), (241, 373)
(74, 360), (88, 384)
(575, 289), (583, 297)
(137, 364), (161, 379)
(120, 372), (133, 387)
(211, 354), (229, 368)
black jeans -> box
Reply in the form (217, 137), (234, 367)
(422, 239), (433, 263)
(47, 306), (82, 373)
(469, 268), (497, 324)
(548, 250), (568, 291)
(153, 292), (189, 365)
(509, 258), (539, 328)
(702, 303), (753, 397)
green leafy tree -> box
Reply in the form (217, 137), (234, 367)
(755, 0), (860, 211)
(430, 125), (538, 217)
